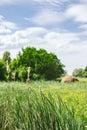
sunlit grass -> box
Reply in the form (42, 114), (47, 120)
(0, 80), (87, 129)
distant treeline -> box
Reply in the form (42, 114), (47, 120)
(72, 67), (87, 78)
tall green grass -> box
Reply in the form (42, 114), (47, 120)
(0, 81), (87, 130)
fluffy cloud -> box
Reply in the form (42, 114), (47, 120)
(0, 25), (81, 56)
(25, 10), (64, 25)
(0, 24), (87, 74)
(44, 31), (79, 53)
(0, 15), (18, 34)
(66, 4), (87, 23)
(0, 27), (47, 50)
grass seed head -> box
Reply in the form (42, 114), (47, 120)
(6, 60), (10, 74)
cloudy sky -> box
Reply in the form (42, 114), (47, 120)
(0, 0), (87, 74)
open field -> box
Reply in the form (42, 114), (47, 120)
(0, 79), (87, 130)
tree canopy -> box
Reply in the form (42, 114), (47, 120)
(72, 68), (83, 77)
(72, 67), (87, 78)
(0, 59), (6, 81)
(10, 47), (65, 80)
(2, 51), (11, 63)
(83, 66), (87, 78)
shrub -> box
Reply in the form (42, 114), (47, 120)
(0, 59), (6, 81)
(18, 66), (27, 82)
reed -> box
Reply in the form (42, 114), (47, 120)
(0, 80), (87, 130)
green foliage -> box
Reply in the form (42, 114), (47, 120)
(84, 66), (87, 71)
(83, 71), (87, 78)
(0, 59), (6, 80)
(72, 66), (87, 78)
(32, 73), (40, 80)
(0, 81), (87, 130)
(10, 59), (18, 71)
(2, 51), (11, 63)
(9, 59), (19, 81)
(0, 47), (65, 81)
(18, 66), (27, 82)
(12, 47), (65, 80)
(72, 68), (83, 77)
(82, 66), (87, 78)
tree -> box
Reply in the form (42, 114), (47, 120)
(84, 66), (87, 71)
(35, 51), (64, 80)
(83, 66), (87, 77)
(10, 59), (18, 71)
(10, 59), (19, 81)
(83, 71), (87, 78)
(72, 68), (83, 77)
(18, 66), (27, 82)
(2, 51), (11, 63)
(0, 59), (6, 80)
(10, 47), (65, 80)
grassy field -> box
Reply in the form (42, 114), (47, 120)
(0, 79), (87, 130)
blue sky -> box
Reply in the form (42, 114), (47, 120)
(0, 0), (87, 74)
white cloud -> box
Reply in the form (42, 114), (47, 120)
(0, 27), (78, 49)
(0, 26), (11, 34)
(25, 10), (64, 25)
(66, 4), (87, 23)
(44, 31), (79, 52)
(0, 15), (18, 34)
(0, 27), (47, 50)
(0, 26), (80, 58)
(79, 24), (87, 30)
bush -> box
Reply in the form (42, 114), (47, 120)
(18, 66), (27, 82)
(83, 71), (87, 78)
(16, 47), (65, 80)
(0, 59), (6, 81)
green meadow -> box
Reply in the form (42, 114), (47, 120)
(0, 79), (87, 130)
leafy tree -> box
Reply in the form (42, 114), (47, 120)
(10, 59), (19, 81)
(10, 59), (18, 71)
(83, 71), (87, 78)
(82, 66), (87, 77)
(84, 66), (87, 71)
(35, 50), (64, 80)
(18, 66), (27, 82)
(2, 51), (11, 63)
(0, 59), (6, 80)
(72, 68), (83, 77)
(10, 47), (65, 80)
(17, 47), (37, 67)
